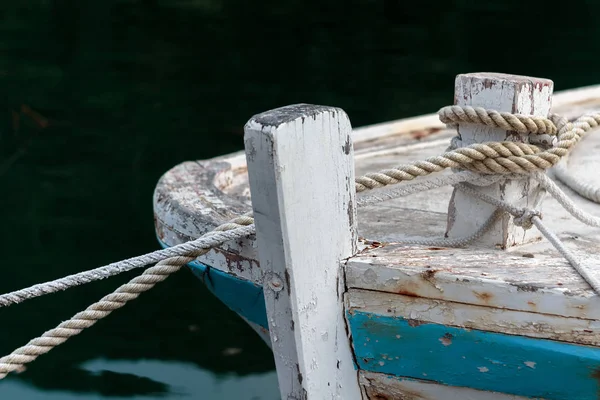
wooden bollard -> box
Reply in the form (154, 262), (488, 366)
(244, 105), (360, 399)
(445, 73), (553, 248)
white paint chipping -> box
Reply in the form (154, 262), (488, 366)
(152, 81), (600, 400)
(439, 336), (453, 346)
(446, 73), (553, 248)
(345, 286), (600, 347)
(360, 371), (539, 399)
(154, 82), (600, 287)
(245, 105), (360, 400)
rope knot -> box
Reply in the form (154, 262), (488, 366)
(513, 209), (542, 230)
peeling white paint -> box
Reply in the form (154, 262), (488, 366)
(246, 106), (360, 400)
(360, 371), (547, 399)
(346, 290), (600, 346)
(524, 361), (536, 369)
(448, 74), (552, 248)
(439, 336), (453, 346)
(153, 81), (600, 400)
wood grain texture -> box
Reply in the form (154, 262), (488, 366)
(346, 244), (600, 321)
(447, 73), (553, 248)
(359, 371), (543, 400)
(346, 289), (600, 346)
(153, 83), (600, 285)
(245, 104), (360, 400)
(348, 308), (600, 399)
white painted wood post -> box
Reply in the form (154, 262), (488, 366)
(446, 73), (554, 248)
(244, 104), (360, 400)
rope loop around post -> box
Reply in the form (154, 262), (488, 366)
(354, 107), (600, 193)
(438, 105), (557, 135)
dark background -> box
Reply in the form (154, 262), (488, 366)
(0, 0), (598, 398)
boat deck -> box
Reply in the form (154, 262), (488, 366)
(154, 84), (600, 297)
(153, 83), (600, 400)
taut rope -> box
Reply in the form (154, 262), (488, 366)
(2, 104), (600, 380)
(355, 107), (600, 192)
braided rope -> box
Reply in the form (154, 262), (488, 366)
(3, 106), (600, 379)
(0, 226), (255, 308)
(354, 108), (600, 192)
(439, 106), (557, 135)
(0, 216), (254, 379)
(456, 181), (600, 294)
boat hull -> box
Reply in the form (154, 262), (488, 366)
(154, 84), (600, 399)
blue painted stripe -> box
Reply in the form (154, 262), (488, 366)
(156, 237), (268, 329)
(348, 310), (600, 399)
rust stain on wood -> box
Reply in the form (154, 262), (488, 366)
(395, 280), (421, 297)
(421, 269), (439, 280)
(472, 290), (494, 304)
(409, 127), (442, 140)
(439, 332), (453, 346)
(362, 239), (386, 249)
(364, 383), (431, 400)
(396, 288), (419, 297)
(407, 319), (429, 327)
(210, 247), (257, 274)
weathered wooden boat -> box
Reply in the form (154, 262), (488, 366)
(153, 73), (600, 399)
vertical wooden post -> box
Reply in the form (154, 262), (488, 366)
(446, 73), (553, 248)
(244, 104), (360, 400)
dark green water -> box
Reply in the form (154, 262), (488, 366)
(1, 0), (599, 398)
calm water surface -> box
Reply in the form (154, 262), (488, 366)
(1, 0), (599, 398)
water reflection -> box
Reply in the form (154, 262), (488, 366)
(1, 359), (280, 399)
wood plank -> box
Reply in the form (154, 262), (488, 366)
(346, 289), (600, 346)
(153, 160), (261, 283)
(245, 104), (360, 400)
(346, 245), (600, 320)
(153, 83), (600, 286)
(348, 116), (600, 319)
(346, 307), (600, 399)
(359, 371), (542, 400)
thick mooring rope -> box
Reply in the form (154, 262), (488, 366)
(0, 173), (499, 379)
(0, 216), (254, 379)
(439, 106), (558, 135)
(2, 104), (600, 380)
(0, 223), (256, 308)
(354, 108), (600, 192)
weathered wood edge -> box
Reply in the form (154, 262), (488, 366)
(359, 371), (543, 400)
(345, 289), (600, 346)
(348, 306), (600, 399)
(345, 246), (600, 321)
(245, 104), (361, 400)
(353, 82), (600, 144)
(153, 83), (600, 287)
